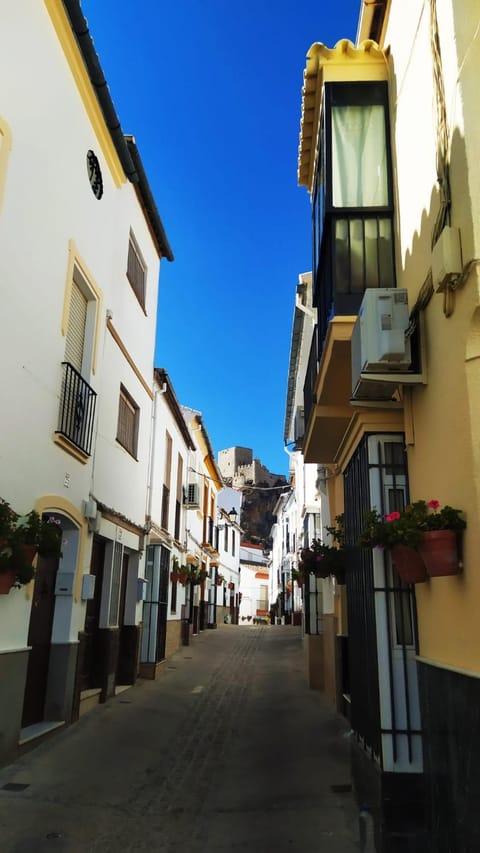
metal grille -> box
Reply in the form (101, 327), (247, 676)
(344, 437), (382, 761)
(57, 361), (97, 455)
(344, 434), (422, 769)
(303, 329), (318, 437)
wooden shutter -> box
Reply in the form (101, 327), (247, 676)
(65, 280), (87, 372)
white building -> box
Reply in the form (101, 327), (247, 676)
(0, 0), (172, 764)
(239, 543), (270, 624)
(140, 369), (195, 675)
(181, 407), (223, 638)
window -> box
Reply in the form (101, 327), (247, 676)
(57, 260), (98, 456)
(312, 81), (395, 329)
(127, 231), (146, 309)
(232, 529), (235, 557)
(161, 432), (172, 531)
(224, 524), (228, 552)
(175, 454), (183, 541)
(116, 385), (139, 457)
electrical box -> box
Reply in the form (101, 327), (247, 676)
(351, 288), (412, 401)
(55, 572), (75, 596)
(431, 226), (462, 292)
(81, 574), (96, 601)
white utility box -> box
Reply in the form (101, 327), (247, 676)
(431, 226), (462, 292)
(351, 288), (412, 401)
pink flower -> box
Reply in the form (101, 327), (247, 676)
(385, 511), (401, 522)
(428, 500), (440, 510)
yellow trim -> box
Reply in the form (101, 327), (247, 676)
(204, 455), (222, 491)
(298, 39), (390, 192)
(44, 0), (125, 188)
(0, 116), (12, 217)
(53, 433), (90, 465)
(336, 409), (404, 470)
(61, 240), (103, 375)
(31, 496), (89, 602)
(106, 318), (154, 399)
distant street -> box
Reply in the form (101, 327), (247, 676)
(0, 626), (359, 852)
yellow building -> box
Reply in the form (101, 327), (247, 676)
(296, 1), (480, 849)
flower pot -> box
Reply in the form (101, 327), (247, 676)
(419, 530), (460, 577)
(391, 544), (427, 584)
(21, 544), (38, 564)
(0, 569), (16, 595)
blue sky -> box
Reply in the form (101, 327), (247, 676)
(81, 0), (361, 477)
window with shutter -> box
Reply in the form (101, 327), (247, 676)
(65, 279), (87, 372)
(127, 232), (146, 309)
(116, 385), (139, 457)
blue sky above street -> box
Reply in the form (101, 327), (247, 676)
(81, 0), (361, 477)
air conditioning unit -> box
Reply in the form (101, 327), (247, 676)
(184, 482), (200, 507)
(293, 406), (304, 448)
(351, 288), (412, 401)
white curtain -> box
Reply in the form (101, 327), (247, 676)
(332, 104), (388, 207)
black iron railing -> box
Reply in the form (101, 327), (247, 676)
(303, 328), (318, 439)
(57, 362), (97, 456)
(204, 516), (215, 547)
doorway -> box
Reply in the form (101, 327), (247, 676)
(21, 554), (59, 727)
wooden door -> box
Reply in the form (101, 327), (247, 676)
(156, 546), (169, 661)
(22, 555), (58, 727)
(80, 537), (105, 691)
(116, 554), (130, 683)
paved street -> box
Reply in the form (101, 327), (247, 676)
(0, 626), (359, 852)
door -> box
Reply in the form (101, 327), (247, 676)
(22, 555), (58, 727)
(80, 536), (105, 691)
(116, 553), (130, 683)
(156, 546), (169, 661)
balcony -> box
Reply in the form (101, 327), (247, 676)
(301, 211), (396, 464)
(315, 214), (394, 346)
(203, 516), (218, 552)
(56, 362), (97, 456)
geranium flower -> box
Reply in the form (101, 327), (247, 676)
(427, 500), (440, 510)
(385, 511), (401, 522)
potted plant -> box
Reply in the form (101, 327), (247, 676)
(0, 499), (63, 593)
(358, 500), (466, 581)
(215, 573), (225, 586)
(416, 500), (466, 577)
(298, 517), (346, 583)
(187, 566), (208, 586)
(359, 504), (427, 583)
(292, 568), (303, 587)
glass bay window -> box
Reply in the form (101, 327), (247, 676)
(312, 81), (395, 342)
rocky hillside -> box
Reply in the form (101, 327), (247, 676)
(239, 479), (287, 548)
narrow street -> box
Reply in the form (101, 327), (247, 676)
(0, 626), (359, 852)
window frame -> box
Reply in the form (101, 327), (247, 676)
(116, 384), (140, 459)
(126, 230), (147, 311)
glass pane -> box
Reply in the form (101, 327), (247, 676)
(364, 218), (379, 287)
(335, 219), (349, 293)
(378, 218), (395, 287)
(332, 105), (388, 207)
(349, 219), (365, 292)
